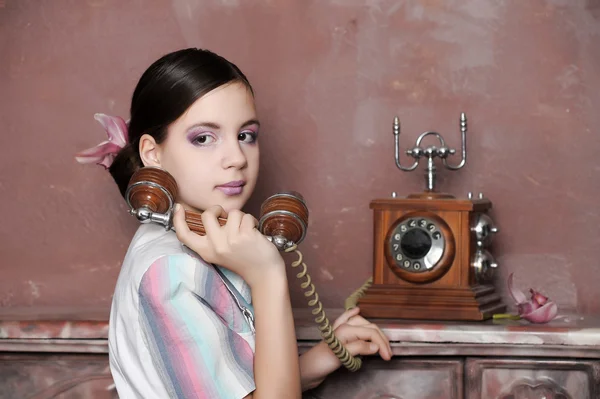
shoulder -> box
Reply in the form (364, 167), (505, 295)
(139, 252), (212, 291)
(138, 253), (256, 335)
(128, 223), (188, 264)
(121, 224), (213, 287)
(138, 251), (226, 312)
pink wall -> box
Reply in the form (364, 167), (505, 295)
(1, 0), (599, 315)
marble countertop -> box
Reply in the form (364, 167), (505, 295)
(294, 309), (600, 347)
(2, 307), (600, 348)
(0, 307), (109, 340)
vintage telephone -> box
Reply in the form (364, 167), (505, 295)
(124, 166), (363, 372)
(347, 113), (507, 321)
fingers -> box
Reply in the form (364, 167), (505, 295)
(332, 307), (361, 329)
(201, 205), (226, 239)
(346, 314), (371, 327)
(344, 316), (392, 355)
(203, 204), (227, 220)
(362, 323), (392, 357)
(226, 210), (244, 237)
(343, 340), (380, 357)
(340, 309), (392, 356)
(172, 204), (190, 237)
(173, 204), (209, 254)
(336, 324), (392, 361)
(240, 213), (258, 233)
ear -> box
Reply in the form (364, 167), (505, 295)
(139, 134), (162, 167)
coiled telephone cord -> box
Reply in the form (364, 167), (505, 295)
(344, 277), (373, 311)
(285, 244), (362, 372)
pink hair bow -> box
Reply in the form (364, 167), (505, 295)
(75, 113), (129, 169)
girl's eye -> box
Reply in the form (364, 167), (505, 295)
(192, 134), (216, 146)
(238, 131), (258, 144)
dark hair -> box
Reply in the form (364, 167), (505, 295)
(109, 48), (254, 197)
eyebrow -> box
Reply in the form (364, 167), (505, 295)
(188, 119), (260, 130)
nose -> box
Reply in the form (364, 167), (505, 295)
(221, 138), (248, 169)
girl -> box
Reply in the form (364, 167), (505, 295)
(76, 48), (391, 399)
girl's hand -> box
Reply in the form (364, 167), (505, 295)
(331, 307), (392, 362)
(172, 204), (285, 288)
(299, 307), (392, 390)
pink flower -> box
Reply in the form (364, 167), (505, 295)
(508, 273), (558, 323)
(75, 113), (128, 169)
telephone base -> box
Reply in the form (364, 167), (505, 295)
(357, 284), (506, 321)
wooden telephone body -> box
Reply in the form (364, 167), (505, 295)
(357, 114), (505, 321)
(358, 194), (505, 321)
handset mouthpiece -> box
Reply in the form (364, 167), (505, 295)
(131, 206), (172, 230)
(266, 235), (295, 251)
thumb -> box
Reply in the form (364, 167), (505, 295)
(172, 204), (190, 238)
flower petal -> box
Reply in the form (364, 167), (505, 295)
(530, 289), (549, 306)
(521, 301), (558, 324)
(507, 272), (528, 304)
(517, 301), (539, 315)
(75, 141), (123, 169)
(93, 113), (128, 147)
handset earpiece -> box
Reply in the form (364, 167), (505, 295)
(126, 166), (229, 233)
(259, 192), (308, 250)
(125, 166), (363, 372)
(125, 166), (178, 228)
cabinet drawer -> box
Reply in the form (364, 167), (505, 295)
(305, 358), (463, 399)
(466, 358), (600, 399)
(0, 354), (116, 399)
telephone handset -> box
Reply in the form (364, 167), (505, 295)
(125, 166), (363, 372)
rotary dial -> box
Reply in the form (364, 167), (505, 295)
(388, 217), (445, 273)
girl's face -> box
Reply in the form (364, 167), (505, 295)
(141, 82), (260, 214)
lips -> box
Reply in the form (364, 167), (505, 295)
(218, 180), (245, 188)
(216, 180), (246, 196)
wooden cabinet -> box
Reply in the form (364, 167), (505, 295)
(2, 310), (600, 398)
(304, 358), (463, 399)
(297, 311), (600, 399)
(304, 357), (600, 399)
(0, 354), (116, 399)
(465, 358), (600, 399)
(3, 353), (599, 399)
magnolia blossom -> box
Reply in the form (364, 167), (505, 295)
(507, 272), (558, 323)
(75, 113), (128, 169)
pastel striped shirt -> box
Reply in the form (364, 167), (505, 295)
(108, 224), (256, 399)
